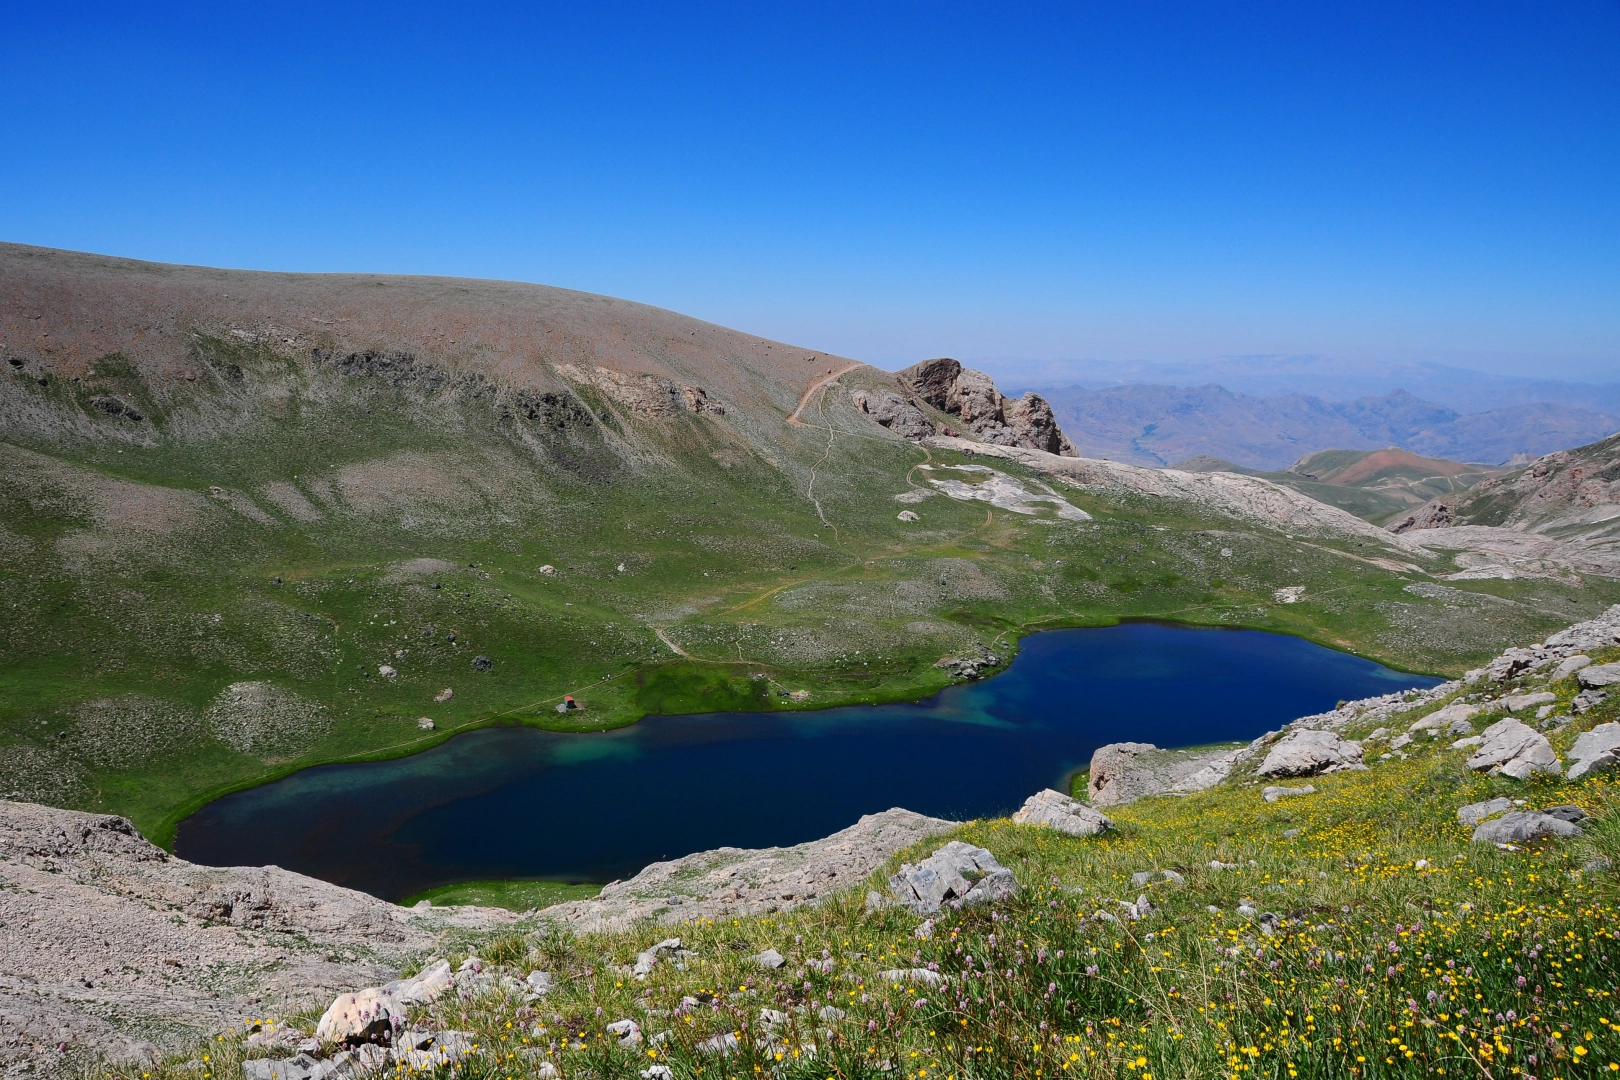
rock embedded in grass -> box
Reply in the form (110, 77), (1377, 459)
(1471, 810), (1584, 844)
(1262, 784), (1316, 802)
(1011, 788), (1114, 836)
(1256, 729), (1366, 777)
(1456, 797), (1514, 826)
(1576, 661), (1620, 689)
(1567, 721), (1620, 779)
(888, 840), (1017, 914)
(1466, 718), (1562, 779)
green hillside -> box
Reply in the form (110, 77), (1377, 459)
(2, 245), (1615, 850)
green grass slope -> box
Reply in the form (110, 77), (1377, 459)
(3, 245), (1617, 849)
(163, 638), (1620, 1080)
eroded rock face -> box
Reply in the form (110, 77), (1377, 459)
(1010, 789), (1114, 836)
(897, 358), (1078, 456)
(851, 390), (935, 440)
(1256, 730), (1366, 778)
(1465, 719), (1562, 779)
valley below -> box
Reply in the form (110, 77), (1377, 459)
(3, 244), (1620, 1078)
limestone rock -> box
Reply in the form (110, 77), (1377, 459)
(1568, 721), (1620, 780)
(1087, 741), (1250, 806)
(898, 358), (1078, 455)
(897, 510), (920, 522)
(852, 390), (935, 440)
(537, 807), (957, 932)
(1472, 811), (1582, 845)
(1504, 691), (1556, 713)
(1410, 703), (1477, 732)
(753, 948), (786, 970)
(1553, 655), (1592, 680)
(1466, 719), (1562, 779)
(1010, 789), (1114, 837)
(1577, 662), (1620, 689)
(878, 968), (945, 987)
(888, 841), (1018, 914)
(314, 987), (403, 1045)
(1262, 785), (1316, 803)
(1457, 797), (1514, 826)
(387, 959), (452, 1005)
(1256, 730), (1366, 778)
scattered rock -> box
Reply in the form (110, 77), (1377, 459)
(606, 1019), (642, 1047)
(1256, 730), (1366, 778)
(1553, 655), (1592, 679)
(1410, 703), (1477, 732)
(416, 717), (434, 730)
(1568, 722), (1620, 780)
(525, 970), (553, 996)
(377, 665), (397, 678)
(753, 948), (786, 970)
(1577, 662), (1620, 689)
(1465, 719), (1562, 779)
(1456, 797), (1514, 827)
(1010, 789), (1114, 837)
(1262, 785), (1316, 803)
(394, 1030), (477, 1070)
(1451, 736), (1483, 749)
(632, 938), (684, 978)
(539, 564), (556, 575)
(888, 841), (1018, 914)
(314, 987), (403, 1045)
(897, 510), (920, 522)
(1273, 586), (1305, 604)
(471, 655), (493, 671)
(1130, 869), (1184, 887)
(434, 688), (454, 702)
(1389, 734), (1413, 751)
(1574, 689), (1609, 714)
(1504, 691), (1556, 713)
(1472, 812), (1583, 844)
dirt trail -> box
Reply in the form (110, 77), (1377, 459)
(787, 363), (863, 425)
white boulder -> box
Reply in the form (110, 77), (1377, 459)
(1466, 719), (1562, 779)
(1011, 789), (1114, 837)
(314, 987), (403, 1045)
(1256, 730), (1366, 777)
(1568, 722), (1620, 780)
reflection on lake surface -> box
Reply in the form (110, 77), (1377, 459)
(176, 623), (1437, 900)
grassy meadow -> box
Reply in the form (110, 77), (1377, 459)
(154, 648), (1620, 1080)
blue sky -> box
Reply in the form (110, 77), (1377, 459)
(3, 2), (1618, 381)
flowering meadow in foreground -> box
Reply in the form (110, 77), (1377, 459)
(159, 677), (1620, 1080)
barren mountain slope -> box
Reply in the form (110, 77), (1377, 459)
(1387, 433), (1620, 579)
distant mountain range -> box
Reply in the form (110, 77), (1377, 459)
(1029, 383), (1620, 471)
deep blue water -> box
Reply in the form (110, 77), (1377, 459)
(175, 623), (1437, 900)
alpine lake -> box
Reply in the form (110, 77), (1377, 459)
(175, 622), (1440, 901)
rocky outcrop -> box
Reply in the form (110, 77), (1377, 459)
(536, 807), (958, 933)
(851, 391), (934, 439)
(1086, 742), (1252, 806)
(887, 841), (1018, 913)
(1255, 730), (1367, 778)
(898, 359), (1078, 456)
(1465, 719), (1562, 779)
(0, 800), (510, 1075)
(1011, 789), (1114, 836)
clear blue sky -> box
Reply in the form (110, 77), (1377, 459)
(4, 2), (1618, 380)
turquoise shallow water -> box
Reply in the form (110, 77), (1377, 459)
(175, 622), (1438, 900)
